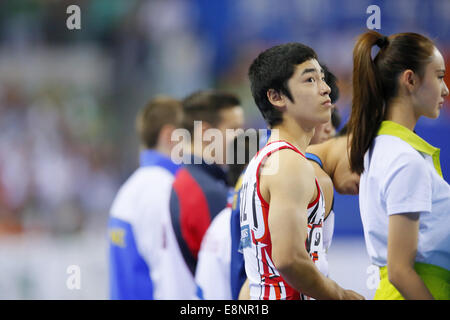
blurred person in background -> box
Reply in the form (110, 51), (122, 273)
(310, 64), (341, 145)
(162, 89), (244, 299)
(302, 64), (347, 280)
(305, 125), (360, 279)
(108, 96), (183, 300)
(310, 107), (341, 145)
(349, 30), (450, 299)
(195, 130), (260, 300)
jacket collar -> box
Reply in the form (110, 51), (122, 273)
(139, 150), (180, 175)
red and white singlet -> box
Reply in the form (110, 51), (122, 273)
(239, 140), (326, 300)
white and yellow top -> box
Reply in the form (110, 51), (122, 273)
(359, 120), (450, 271)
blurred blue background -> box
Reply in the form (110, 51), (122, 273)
(0, 0), (448, 299)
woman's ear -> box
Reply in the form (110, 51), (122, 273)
(267, 89), (287, 111)
(400, 69), (420, 94)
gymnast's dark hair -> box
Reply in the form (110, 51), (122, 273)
(248, 42), (318, 128)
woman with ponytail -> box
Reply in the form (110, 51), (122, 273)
(349, 30), (449, 300)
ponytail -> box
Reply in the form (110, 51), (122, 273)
(349, 30), (386, 175)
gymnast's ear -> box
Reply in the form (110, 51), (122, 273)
(267, 89), (287, 111)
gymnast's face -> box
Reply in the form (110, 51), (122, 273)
(268, 59), (332, 130)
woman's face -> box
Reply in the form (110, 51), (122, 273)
(414, 48), (449, 119)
